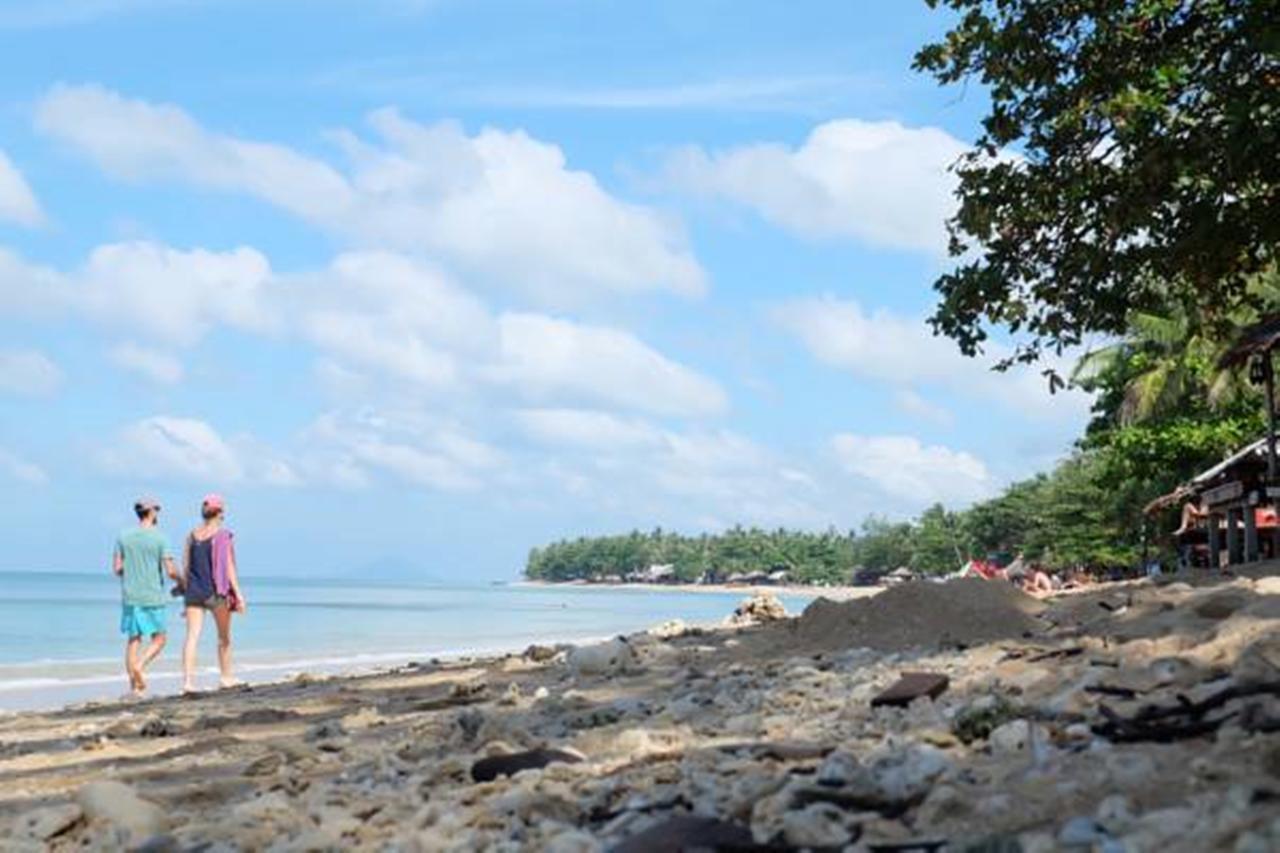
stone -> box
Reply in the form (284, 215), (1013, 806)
(870, 672), (950, 707)
(243, 752), (285, 777)
(1195, 591), (1250, 620)
(816, 750), (859, 787)
(76, 780), (168, 839)
(781, 802), (853, 847)
(1058, 816), (1100, 848)
(988, 719), (1032, 753)
(1095, 794), (1136, 833)
(524, 644), (559, 662)
(728, 593), (788, 626)
(543, 828), (602, 853)
(648, 619), (688, 640)
(304, 719), (348, 742)
(566, 638), (636, 676)
(18, 804), (82, 840)
(612, 816), (755, 853)
(470, 747), (585, 782)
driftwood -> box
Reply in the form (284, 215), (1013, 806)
(1092, 680), (1280, 743)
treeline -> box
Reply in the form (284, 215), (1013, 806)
(523, 448), (1182, 585)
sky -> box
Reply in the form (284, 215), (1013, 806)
(0, 0), (1094, 580)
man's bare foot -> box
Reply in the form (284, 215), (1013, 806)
(218, 678), (243, 690)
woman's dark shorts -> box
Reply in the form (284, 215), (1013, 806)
(185, 593), (229, 611)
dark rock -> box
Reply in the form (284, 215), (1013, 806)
(140, 717), (177, 738)
(871, 672), (950, 708)
(610, 816), (767, 853)
(524, 644), (559, 662)
(470, 747), (584, 782)
(304, 720), (348, 742)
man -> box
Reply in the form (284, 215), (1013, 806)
(113, 496), (180, 697)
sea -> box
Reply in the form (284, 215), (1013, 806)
(0, 571), (816, 711)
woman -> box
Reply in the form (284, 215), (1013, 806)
(181, 493), (246, 692)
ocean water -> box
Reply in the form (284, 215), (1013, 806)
(0, 572), (815, 711)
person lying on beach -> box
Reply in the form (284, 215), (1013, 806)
(181, 494), (246, 693)
(113, 496), (180, 697)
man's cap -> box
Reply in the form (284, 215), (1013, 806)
(134, 495), (161, 512)
(202, 493), (225, 512)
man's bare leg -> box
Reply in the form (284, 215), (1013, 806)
(137, 632), (166, 693)
(125, 637), (143, 696)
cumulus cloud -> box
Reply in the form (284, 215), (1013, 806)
(107, 342), (184, 384)
(773, 295), (1092, 418)
(664, 119), (968, 253)
(0, 349), (63, 396)
(893, 389), (954, 426)
(80, 242), (275, 345)
(301, 409), (503, 491)
(0, 448), (48, 485)
(0, 149), (43, 227)
(517, 408), (824, 527)
(36, 85), (705, 305)
(98, 416), (246, 483)
(493, 314), (727, 417)
(832, 433), (995, 505)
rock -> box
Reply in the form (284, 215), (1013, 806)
(470, 747), (585, 782)
(17, 804), (82, 840)
(566, 638), (636, 676)
(728, 593), (788, 626)
(781, 802), (854, 847)
(988, 719), (1032, 753)
(499, 683), (522, 706)
(798, 744), (950, 817)
(816, 750), (859, 787)
(1095, 794), (1136, 833)
(76, 780), (168, 839)
(304, 719), (347, 742)
(1235, 634), (1280, 684)
(648, 619), (689, 640)
(1058, 816), (1100, 848)
(524, 644), (559, 662)
(612, 816), (756, 853)
(139, 717), (176, 738)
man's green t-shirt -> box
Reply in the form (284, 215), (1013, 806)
(116, 527), (172, 607)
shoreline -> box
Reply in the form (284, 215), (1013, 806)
(510, 578), (882, 601)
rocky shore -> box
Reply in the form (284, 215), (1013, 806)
(1, 571), (1278, 851)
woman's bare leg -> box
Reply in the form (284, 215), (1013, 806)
(212, 605), (236, 687)
(182, 608), (204, 692)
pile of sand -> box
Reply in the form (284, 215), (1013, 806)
(795, 578), (1047, 651)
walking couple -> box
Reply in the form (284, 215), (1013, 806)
(113, 493), (247, 697)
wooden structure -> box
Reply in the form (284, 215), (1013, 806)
(1146, 314), (1280, 567)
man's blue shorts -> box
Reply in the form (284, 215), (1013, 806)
(120, 604), (168, 638)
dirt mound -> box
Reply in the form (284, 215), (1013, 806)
(795, 578), (1046, 651)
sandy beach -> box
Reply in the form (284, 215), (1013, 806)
(1, 571), (1278, 851)
(511, 579), (884, 602)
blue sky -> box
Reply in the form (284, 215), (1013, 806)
(0, 0), (1092, 579)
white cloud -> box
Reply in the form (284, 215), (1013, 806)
(0, 349), (62, 396)
(832, 433), (995, 506)
(893, 389), (954, 426)
(108, 342), (184, 384)
(98, 416), (245, 483)
(515, 408), (663, 451)
(302, 409), (503, 491)
(37, 85), (705, 305)
(517, 408), (825, 526)
(493, 313), (727, 417)
(665, 119), (968, 253)
(0, 248), (64, 315)
(0, 149), (43, 226)
(773, 295), (1092, 418)
(0, 448), (48, 485)
(78, 242), (275, 346)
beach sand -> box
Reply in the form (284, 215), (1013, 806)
(1, 571), (1278, 850)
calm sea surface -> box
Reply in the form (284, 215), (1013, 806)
(0, 572), (814, 710)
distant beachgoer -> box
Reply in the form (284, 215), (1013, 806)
(113, 496), (180, 697)
(181, 494), (246, 693)
(1174, 500), (1206, 535)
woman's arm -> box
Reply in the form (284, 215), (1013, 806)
(227, 543), (246, 612)
(182, 533), (192, 589)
